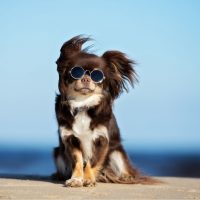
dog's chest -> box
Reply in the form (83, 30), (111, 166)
(72, 111), (91, 136)
(72, 111), (93, 160)
(60, 110), (108, 161)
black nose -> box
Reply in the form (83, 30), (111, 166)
(81, 75), (91, 83)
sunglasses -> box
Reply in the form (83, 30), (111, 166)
(69, 66), (105, 83)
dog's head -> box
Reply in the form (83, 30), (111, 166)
(56, 35), (137, 105)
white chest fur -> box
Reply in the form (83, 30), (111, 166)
(60, 111), (108, 161)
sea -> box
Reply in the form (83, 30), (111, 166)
(0, 146), (200, 178)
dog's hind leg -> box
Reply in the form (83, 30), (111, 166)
(98, 148), (158, 184)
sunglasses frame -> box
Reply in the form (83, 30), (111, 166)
(69, 66), (105, 83)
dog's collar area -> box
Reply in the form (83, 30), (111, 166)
(72, 107), (88, 116)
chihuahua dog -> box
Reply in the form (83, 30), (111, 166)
(53, 35), (154, 187)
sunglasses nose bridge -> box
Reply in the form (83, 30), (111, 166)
(84, 70), (90, 76)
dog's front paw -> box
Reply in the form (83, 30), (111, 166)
(65, 177), (83, 187)
(83, 178), (96, 187)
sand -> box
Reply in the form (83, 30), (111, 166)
(0, 176), (200, 200)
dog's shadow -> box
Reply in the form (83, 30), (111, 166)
(0, 173), (62, 184)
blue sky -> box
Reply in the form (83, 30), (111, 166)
(0, 0), (199, 151)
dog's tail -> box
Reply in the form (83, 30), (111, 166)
(97, 167), (162, 184)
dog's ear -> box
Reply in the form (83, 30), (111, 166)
(56, 35), (90, 73)
(102, 51), (137, 99)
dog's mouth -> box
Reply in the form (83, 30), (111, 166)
(75, 87), (94, 94)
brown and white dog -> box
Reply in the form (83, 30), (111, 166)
(53, 35), (154, 187)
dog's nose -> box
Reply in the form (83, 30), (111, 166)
(81, 75), (91, 83)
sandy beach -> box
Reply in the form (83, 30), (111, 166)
(0, 176), (199, 200)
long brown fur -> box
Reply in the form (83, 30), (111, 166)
(53, 35), (158, 187)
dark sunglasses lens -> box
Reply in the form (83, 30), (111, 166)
(71, 67), (84, 79)
(91, 70), (104, 82)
